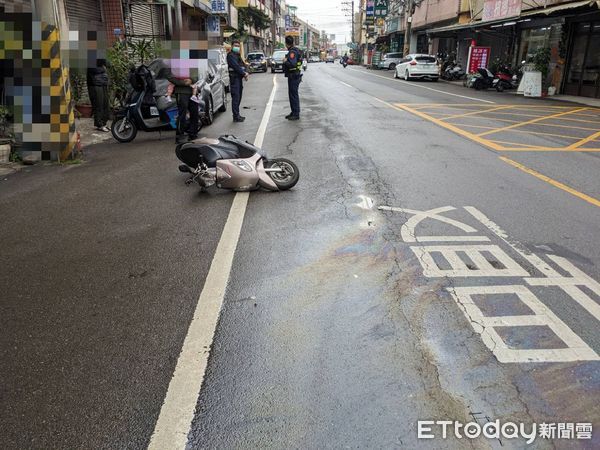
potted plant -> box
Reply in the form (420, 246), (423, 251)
(70, 70), (93, 117)
(532, 47), (551, 95)
(107, 39), (135, 111)
(0, 105), (14, 163)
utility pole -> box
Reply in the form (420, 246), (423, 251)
(272, 0), (278, 52)
(341, 0), (354, 43)
(403, 0), (414, 55)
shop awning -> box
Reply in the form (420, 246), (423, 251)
(428, 0), (600, 35)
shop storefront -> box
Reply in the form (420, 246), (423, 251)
(563, 12), (600, 98)
(515, 19), (565, 90)
(416, 32), (429, 53)
(427, 1), (598, 91)
(384, 16), (405, 53)
(428, 26), (514, 69)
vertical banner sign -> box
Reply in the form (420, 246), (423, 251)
(211, 0), (228, 13)
(467, 46), (491, 73)
(374, 0), (388, 17)
(366, 0), (375, 24)
(285, 15), (291, 28)
(207, 16), (220, 35)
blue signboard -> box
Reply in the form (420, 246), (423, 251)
(207, 16), (220, 34)
(285, 15), (291, 28)
(211, 0), (227, 14)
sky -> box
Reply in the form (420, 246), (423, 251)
(290, 0), (353, 44)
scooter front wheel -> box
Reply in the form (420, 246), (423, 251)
(265, 158), (299, 190)
(111, 117), (137, 143)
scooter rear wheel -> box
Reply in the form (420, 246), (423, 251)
(265, 158), (299, 190)
(111, 117), (137, 143)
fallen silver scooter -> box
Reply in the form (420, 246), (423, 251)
(176, 135), (299, 192)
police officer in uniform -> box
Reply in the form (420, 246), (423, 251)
(283, 36), (302, 121)
(226, 41), (249, 122)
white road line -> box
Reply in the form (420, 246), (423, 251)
(466, 206), (600, 322)
(148, 75), (278, 450)
(448, 285), (599, 363)
(339, 80), (353, 88)
(348, 67), (496, 104)
(464, 206), (560, 277)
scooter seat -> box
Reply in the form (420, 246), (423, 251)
(177, 140), (247, 168)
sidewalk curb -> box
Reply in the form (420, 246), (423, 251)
(437, 78), (600, 107)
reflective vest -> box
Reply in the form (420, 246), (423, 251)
(286, 47), (303, 73)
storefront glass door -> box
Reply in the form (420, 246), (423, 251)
(565, 22), (600, 98)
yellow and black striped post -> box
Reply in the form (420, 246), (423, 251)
(41, 22), (78, 161)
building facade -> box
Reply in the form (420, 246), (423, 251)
(372, 0), (600, 98)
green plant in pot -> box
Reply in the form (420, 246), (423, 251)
(70, 69), (93, 118)
(106, 38), (163, 111)
(532, 47), (551, 91)
(107, 40), (133, 111)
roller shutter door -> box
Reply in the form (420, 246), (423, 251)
(125, 1), (166, 39)
(0, 0), (33, 13)
(65, 0), (103, 30)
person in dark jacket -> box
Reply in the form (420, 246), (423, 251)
(167, 71), (199, 143)
(283, 36), (302, 120)
(86, 59), (110, 131)
(226, 41), (249, 122)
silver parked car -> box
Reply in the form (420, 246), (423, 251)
(394, 54), (439, 81)
(147, 58), (227, 126)
(202, 60), (228, 125)
(208, 47), (230, 93)
(378, 52), (403, 70)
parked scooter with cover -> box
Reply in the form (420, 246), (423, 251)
(176, 135), (300, 192)
(111, 65), (205, 143)
(443, 62), (465, 81)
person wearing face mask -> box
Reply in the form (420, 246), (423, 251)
(226, 41), (249, 123)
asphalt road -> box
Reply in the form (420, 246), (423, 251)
(1, 64), (599, 449)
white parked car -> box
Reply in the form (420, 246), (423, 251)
(394, 54), (439, 81)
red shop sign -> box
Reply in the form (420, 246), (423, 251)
(468, 46), (491, 74)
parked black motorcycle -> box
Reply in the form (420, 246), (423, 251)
(493, 65), (519, 92)
(472, 67), (495, 90)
